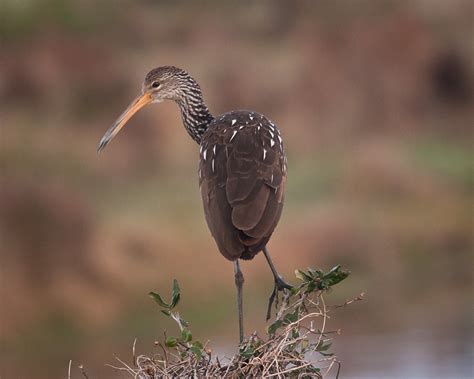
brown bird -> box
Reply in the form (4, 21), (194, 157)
(98, 66), (291, 343)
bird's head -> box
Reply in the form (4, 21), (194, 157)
(98, 66), (194, 152)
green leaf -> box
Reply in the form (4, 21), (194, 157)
(267, 319), (283, 335)
(149, 291), (170, 308)
(295, 269), (312, 282)
(283, 309), (299, 324)
(190, 345), (203, 358)
(308, 268), (323, 278)
(181, 329), (192, 342)
(165, 336), (177, 347)
(171, 279), (181, 308)
(292, 329), (300, 339)
(322, 265), (350, 287)
(192, 341), (203, 349)
(319, 351), (334, 357)
(316, 341), (332, 352)
(324, 265), (341, 278)
(240, 346), (255, 359)
(306, 280), (317, 293)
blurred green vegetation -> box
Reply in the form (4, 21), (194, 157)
(407, 138), (472, 188)
(1, 0), (113, 41)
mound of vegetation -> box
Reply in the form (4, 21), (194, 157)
(108, 266), (361, 378)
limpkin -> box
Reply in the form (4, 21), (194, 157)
(98, 66), (292, 343)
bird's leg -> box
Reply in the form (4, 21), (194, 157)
(263, 246), (293, 320)
(234, 259), (245, 344)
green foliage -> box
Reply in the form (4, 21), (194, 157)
(140, 265), (355, 377)
(149, 279), (181, 309)
(181, 328), (192, 342)
(148, 279), (204, 359)
(295, 265), (350, 291)
(267, 265), (349, 338)
(165, 336), (177, 348)
(171, 279), (181, 308)
(149, 292), (169, 308)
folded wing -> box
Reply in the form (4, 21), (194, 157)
(199, 111), (286, 261)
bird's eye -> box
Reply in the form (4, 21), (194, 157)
(151, 81), (160, 88)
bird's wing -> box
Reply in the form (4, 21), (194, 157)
(199, 113), (286, 261)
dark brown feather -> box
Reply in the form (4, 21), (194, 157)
(199, 110), (287, 261)
(232, 184), (270, 230)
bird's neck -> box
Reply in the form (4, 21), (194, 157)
(176, 87), (214, 144)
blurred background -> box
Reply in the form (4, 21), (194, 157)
(1, 1), (472, 378)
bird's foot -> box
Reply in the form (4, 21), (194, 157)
(266, 276), (293, 321)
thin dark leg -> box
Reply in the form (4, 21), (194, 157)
(263, 246), (293, 320)
(234, 260), (244, 344)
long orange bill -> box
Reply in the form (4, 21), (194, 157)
(97, 92), (152, 152)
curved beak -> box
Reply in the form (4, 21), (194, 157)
(98, 92), (152, 152)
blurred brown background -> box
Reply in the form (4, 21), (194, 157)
(1, 1), (472, 378)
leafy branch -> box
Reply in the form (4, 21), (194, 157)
(111, 265), (361, 378)
(149, 279), (203, 358)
